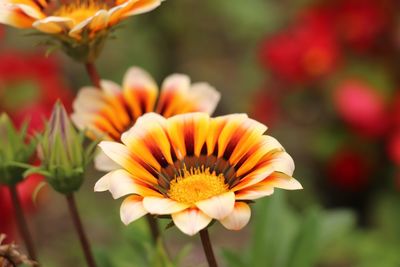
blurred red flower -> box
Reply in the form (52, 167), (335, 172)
(387, 131), (400, 166)
(250, 88), (282, 127)
(336, 0), (389, 52)
(327, 149), (370, 191)
(0, 49), (73, 240)
(333, 79), (388, 138)
(259, 8), (340, 84)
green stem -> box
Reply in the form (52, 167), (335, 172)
(66, 193), (97, 267)
(84, 63), (101, 88)
(9, 185), (37, 262)
(199, 229), (218, 267)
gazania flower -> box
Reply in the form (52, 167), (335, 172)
(0, 0), (162, 39)
(72, 66), (220, 170)
(0, 0), (163, 61)
(95, 112), (302, 236)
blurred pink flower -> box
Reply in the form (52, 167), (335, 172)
(259, 8), (340, 84)
(334, 79), (388, 138)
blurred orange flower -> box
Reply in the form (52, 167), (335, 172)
(95, 113), (302, 235)
(0, 0), (163, 40)
(72, 66), (220, 170)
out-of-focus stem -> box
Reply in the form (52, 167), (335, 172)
(84, 63), (101, 88)
(66, 193), (97, 267)
(199, 229), (218, 267)
(146, 215), (160, 243)
(9, 185), (37, 262)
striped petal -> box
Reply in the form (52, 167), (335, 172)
(156, 74), (191, 117)
(122, 67), (158, 119)
(121, 113), (173, 169)
(99, 141), (158, 185)
(172, 208), (212, 236)
(142, 196), (189, 215)
(166, 113), (210, 158)
(120, 195), (147, 225)
(220, 202), (251, 231)
(106, 169), (161, 199)
(195, 191), (235, 220)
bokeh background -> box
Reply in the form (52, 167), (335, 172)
(1, 0), (400, 266)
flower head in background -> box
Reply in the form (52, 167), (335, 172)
(0, 0), (164, 61)
(259, 8), (340, 84)
(327, 148), (370, 191)
(35, 102), (97, 194)
(333, 79), (388, 138)
(95, 112), (301, 236)
(72, 66), (220, 171)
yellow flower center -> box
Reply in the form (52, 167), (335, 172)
(54, 0), (109, 23)
(168, 166), (229, 205)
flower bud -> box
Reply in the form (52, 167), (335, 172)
(36, 102), (97, 194)
(0, 113), (36, 185)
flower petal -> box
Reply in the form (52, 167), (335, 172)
(142, 196), (189, 215)
(220, 202), (251, 231)
(98, 169), (161, 199)
(122, 0), (162, 16)
(120, 195), (147, 225)
(99, 141), (158, 185)
(172, 208), (212, 236)
(187, 82), (221, 115)
(94, 150), (120, 172)
(195, 192), (235, 220)
(122, 66), (158, 119)
(156, 73), (191, 117)
(33, 16), (73, 33)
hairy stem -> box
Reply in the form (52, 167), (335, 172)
(146, 215), (160, 243)
(84, 63), (101, 88)
(66, 194), (97, 267)
(199, 229), (218, 267)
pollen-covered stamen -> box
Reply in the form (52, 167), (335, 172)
(168, 166), (229, 205)
(53, 0), (110, 22)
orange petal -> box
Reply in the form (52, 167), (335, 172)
(142, 196), (189, 215)
(121, 0), (162, 17)
(106, 169), (161, 199)
(235, 135), (284, 177)
(195, 192), (235, 220)
(220, 202), (251, 231)
(99, 141), (158, 185)
(156, 74), (191, 117)
(122, 67), (158, 119)
(172, 208), (212, 236)
(166, 113), (210, 158)
(121, 113), (172, 169)
(33, 16), (73, 33)
(120, 195), (147, 225)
